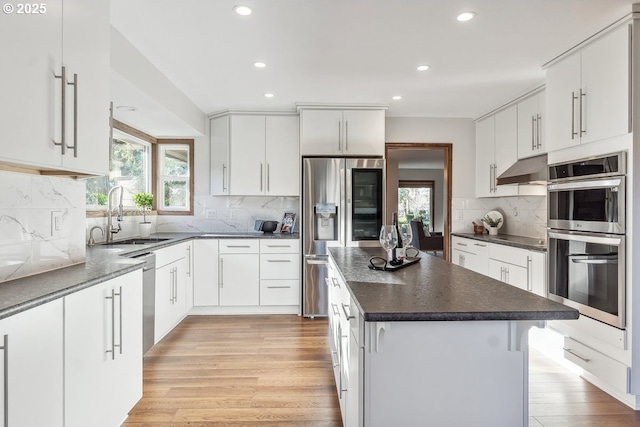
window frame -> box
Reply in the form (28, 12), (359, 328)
(153, 139), (194, 216)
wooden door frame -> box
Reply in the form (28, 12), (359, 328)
(385, 142), (453, 261)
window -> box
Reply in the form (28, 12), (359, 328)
(398, 180), (435, 232)
(85, 122), (193, 215)
(155, 141), (193, 215)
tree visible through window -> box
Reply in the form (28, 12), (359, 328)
(159, 145), (189, 211)
(398, 180), (435, 232)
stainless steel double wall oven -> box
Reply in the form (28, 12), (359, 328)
(547, 152), (626, 329)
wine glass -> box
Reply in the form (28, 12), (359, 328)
(399, 223), (413, 258)
(379, 225), (398, 261)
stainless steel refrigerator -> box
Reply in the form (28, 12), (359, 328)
(302, 157), (385, 317)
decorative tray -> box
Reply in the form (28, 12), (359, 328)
(368, 257), (421, 272)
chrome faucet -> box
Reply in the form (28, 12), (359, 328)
(106, 186), (124, 243)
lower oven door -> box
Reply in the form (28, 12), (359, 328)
(548, 229), (625, 329)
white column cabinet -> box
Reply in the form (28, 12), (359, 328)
(219, 240), (260, 306)
(65, 270), (143, 427)
(193, 239), (220, 306)
(517, 91), (546, 159)
(299, 109), (385, 156)
(0, 0), (109, 175)
(546, 24), (630, 152)
(210, 116), (230, 195)
(0, 299), (64, 427)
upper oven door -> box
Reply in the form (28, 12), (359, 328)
(548, 176), (625, 234)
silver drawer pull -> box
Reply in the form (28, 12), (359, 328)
(266, 285), (292, 289)
(267, 259), (291, 263)
(563, 348), (590, 363)
(226, 245), (251, 248)
(341, 303), (354, 320)
(474, 243), (487, 247)
(267, 244), (291, 248)
(456, 242), (467, 246)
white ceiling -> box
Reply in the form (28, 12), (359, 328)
(110, 0), (635, 128)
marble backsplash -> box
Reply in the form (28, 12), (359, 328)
(85, 195), (300, 244)
(0, 171), (86, 282)
(452, 195), (547, 239)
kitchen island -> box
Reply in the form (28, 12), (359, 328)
(327, 247), (578, 427)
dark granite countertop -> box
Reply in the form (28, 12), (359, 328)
(328, 247), (577, 323)
(451, 232), (547, 252)
(0, 231), (300, 320)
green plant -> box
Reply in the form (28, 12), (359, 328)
(132, 192), (154, 223)
(481, 214), (502, 228)
(92, 192), (107, 205)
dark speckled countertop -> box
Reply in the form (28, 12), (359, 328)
(451, 232), (547, 251)
(328, 247), (577, 322)
(0, 232), (299, 320)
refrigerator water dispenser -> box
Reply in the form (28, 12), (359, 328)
(314, 203), (337, 241)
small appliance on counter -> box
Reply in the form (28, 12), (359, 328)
(254, 220), (279, 233)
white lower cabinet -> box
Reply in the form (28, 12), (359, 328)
(259, 240), (300, 306)
(346, 301), (363, 427)
(0, 299), (63, 427)
(154, 243), (189, 342)
(489, 243), (546, 296)
(451, 236), (489, 276)
(219, 240), (260, 306)
(193, 239), (219, 306)
(65, 270), (143, 427)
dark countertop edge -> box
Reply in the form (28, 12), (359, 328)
(451, 232), (547, 252)
(0, 263), (143, 320)
(361, 310), (580, 322)
(0, 231), (300, 320)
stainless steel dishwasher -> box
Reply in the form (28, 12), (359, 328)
(131, 252), (156, 354)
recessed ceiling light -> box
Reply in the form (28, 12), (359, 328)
(116, 105), (137, 112)
(253, 61), (266, 68)
(233, 5), (252, 16)
(416, 65), (430, 71)
(456, 11), (476, 22)
(392, 96), (402, 100)
(264, 93), (275, 98)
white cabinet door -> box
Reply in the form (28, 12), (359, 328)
(342, 110), (385, 156)
(546, 52), (581, 152)
(475, 117), (495, 198)
(517, 92), (545, 159)
(210, 116), (230, 195)
(0, 299), (63, 427)
(193, 240), (219, 306)
(580, 24), (630, 145)
(265, 116), (299, 196)
(0, 1), (63, 169)
(493, 106), (519, 197)
(230, 115), (265, 195)
(60, 0), (109, 175)
(529, 251), (547, 297)
(489, 260), (528, 290)
(219, 254), (260, 306)
(65, 271), (143, 427)
(155, 262), (174, 341)
(300, 109), (344, 155)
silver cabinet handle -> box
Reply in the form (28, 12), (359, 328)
(226, 245), (251, 248)
(174, 267), (178, 304)
(260, 163), (263, 192)
(331, 277), (340, 288)
(527, 256), (532, 291)
(331, 303), (340, 316)
(456, 242), (468, 247)
(66, 73), (78, 157)
(345, 120), (349, 152)
(266, 163), (270, 192)
(331, 350), (339, 368)
(580, 89), (586, 136)
(459, 254), (465, 266)
(536, 114), (542, 149)
(219, 258), (224, 288)
(186, 246), (191, 277)
(531, 115), (536, 151)
(266, 285), (292, 289)
(338, 120), (342, 152)
(266, 244), (291, 248)
(53, 66), (67, 155)
(488, 164), (493, 193)
(571, 91), (578, 140)
(106, 289), (116, 360)
(341, 303), (354, 320)
(1, 334), (8, 427)
(563, 348), (590, 363)
(222, 164), (227, 192)
(116, 286), (123, 355)
(474, 243), (487, 247)
(266, 259), (291, 263)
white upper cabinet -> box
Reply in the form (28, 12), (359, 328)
(546, 24), (630, 152)
(0, 0), (109, 175)
(299, 108), (385, 156)
(475, 107), (518, 198)
(517, 91), (546, 159)
(212, 113), (299, 196)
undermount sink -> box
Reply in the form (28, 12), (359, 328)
(103, 238), (170, 246)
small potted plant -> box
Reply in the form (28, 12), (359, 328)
(132, 192), (154, 237)
(481, 214), (502, 235)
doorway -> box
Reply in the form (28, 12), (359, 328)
(385, 143), (452, 261)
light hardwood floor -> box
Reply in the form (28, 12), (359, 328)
(122, 315), (640, 427)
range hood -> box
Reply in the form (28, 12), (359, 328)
(496, 154), (548, 186)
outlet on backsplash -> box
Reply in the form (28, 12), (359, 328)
(206, 209), (217, 219)
(51, 210), (62, 237)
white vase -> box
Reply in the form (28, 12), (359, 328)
(488, 227), (498, 236)
(139, 222), (152, 238)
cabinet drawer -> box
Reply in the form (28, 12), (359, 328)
(219, 239), (259, 253)
(451, 236), (488, 256)
(260, 254), (299, 279)
(563, 337), (629, 392)
(489, 243), (528, 267)
(260, 280), (299, 305)
(260, 239), (300, 253)
(155, 242), (188, 269)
